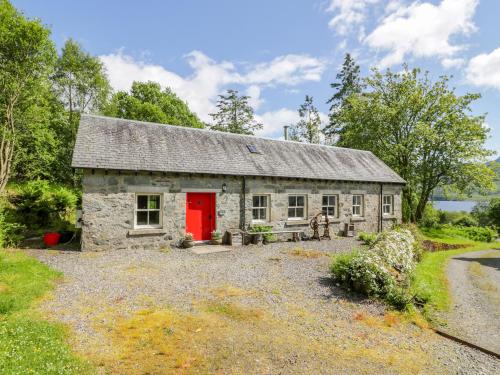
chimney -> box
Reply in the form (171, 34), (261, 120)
(283, 125), (289, 140)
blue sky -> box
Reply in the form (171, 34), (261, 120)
(13, 0), (500, 157)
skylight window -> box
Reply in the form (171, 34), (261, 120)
(247, 144), (260, 154)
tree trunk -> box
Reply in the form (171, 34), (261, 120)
(0, 103), (16, 192)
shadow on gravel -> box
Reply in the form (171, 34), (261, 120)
(317, 276), (373, 304)
(453, 256), (500, 272)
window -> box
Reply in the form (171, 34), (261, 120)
(352, 194), (363, 216)
(246, 144), (260, 154)
(383, 195), (393, 215)
(288, 195), (306, 219)
(135, 194), (162, 228)
(252, 195), (269, 222)
(322, 195), (338, 218)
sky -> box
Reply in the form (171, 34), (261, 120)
(13, 0), (500, 157)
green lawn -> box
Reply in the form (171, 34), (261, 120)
(0, 249), (92, 374)
(410, 240), (498, 322)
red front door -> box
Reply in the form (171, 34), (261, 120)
(186, 193), (216, 241)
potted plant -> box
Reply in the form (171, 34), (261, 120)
(182, 233), (194, 248)
(211, 230), (222, 245)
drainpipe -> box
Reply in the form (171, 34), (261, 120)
(379, 183), (383, 233)
(283, 126), (289, 140)
(241, 176), (246, 230)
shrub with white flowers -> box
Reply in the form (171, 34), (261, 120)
(331, 228), (418, 309)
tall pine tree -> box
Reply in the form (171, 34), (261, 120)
(209, 89), (262, 135)
(324, 53), (361, 143)
(289, 95), (321, 144)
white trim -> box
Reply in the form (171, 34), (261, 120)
(251, 194), (270, 223)
(321, 194), (339, 219)
(382, 194), (394, 216)
(134, 193), (163, 229)
(352, 194), (364, 217)
(287, 194), (307, 220)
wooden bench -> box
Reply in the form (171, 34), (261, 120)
(247, 230), (304, 243)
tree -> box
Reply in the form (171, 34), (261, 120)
(289, 95), (322, 143)
(53, 39), (110, 127)
(104, 81), (203, 128)
(324, 53), (362, 143)
(0, 0), (56, 191)
(336, 66), (495, 222)
(53, 39), (111, 184)
(209, 89), (262, 134)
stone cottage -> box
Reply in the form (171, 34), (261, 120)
(72, 115), (405, 251)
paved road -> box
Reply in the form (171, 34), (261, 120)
(446, 249), (500, 353)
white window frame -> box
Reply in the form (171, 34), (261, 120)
(288, 194), (307, 220)
(322, 194), (338, 219)
(252, 194), (270, 223)
(135, 194), (162, 228)
(383, 194), (394, 216)
(352, 194), (364, 217)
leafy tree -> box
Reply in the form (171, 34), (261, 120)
(53, 39), (110, 127)
(472, 198), (500, 229)
(324, 53), (362, 143)
(289, 95), (322, 143)
(104, 81), (203, 128)
(336, 66), (495, 222)
(209, 89), (262, 134)
(0, 0), (56, 191)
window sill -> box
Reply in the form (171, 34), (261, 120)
(128, 228), (167, 236)
(382, 215), (397, 220)
(286, 219), (309, 226)
(350, 217), (366, 222)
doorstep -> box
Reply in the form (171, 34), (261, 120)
(190, 245), (233, 255)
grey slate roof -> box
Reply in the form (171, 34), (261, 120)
(72, 115), (405, 184)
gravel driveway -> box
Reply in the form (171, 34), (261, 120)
(28, 240), (500, 375)
(446, 249), (500, 353)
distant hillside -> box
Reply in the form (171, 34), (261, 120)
(433, 157), (500, 201)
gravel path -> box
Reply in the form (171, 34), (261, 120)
(27, 240), (500, 374)
(446, 249), (500, 353)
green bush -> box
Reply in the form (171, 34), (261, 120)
(357, 231), (377, 246)
(460, 226), (496, 242)
(420, 203), (440, 228)
(12, 180), (78, 231)
(249, 225), (277, 243)
(0, 198), (25, 248)
(452, 215), (478, 227)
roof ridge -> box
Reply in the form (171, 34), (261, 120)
(81, 114), (373, 154)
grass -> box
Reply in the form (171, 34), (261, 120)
(410, 241), (498, 321)
(287, 247), (327, 258)
(0, 249), (91, 374)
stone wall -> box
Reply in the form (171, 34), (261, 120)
(81, 170), (402, 251)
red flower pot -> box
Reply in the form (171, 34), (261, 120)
(43, 232), (61, 247)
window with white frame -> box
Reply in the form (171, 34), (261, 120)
(383, 195), (393, 215)
(252, 195), (269, 222)
(135, 194), (162, 228)
(352, 194), (363, 216)
(288, 195), (306, 219)
(322, 195), (338, 218)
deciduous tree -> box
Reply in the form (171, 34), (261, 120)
(337, 66), (495, 222)
(104, 81), (203, 128)
(289, 95), (322, 143)
(0, 0), (56, 191)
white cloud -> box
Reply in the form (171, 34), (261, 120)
(441, 57), (466, 69)
(100, 50), (325, 122)
(256, 108), (329, 139)
(243, 54), (326, 85)
(466, 47), (500, 89)
(326, 0), (380, 36)
(364, 0), (478, 68)
(256, 108), (299, 138)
